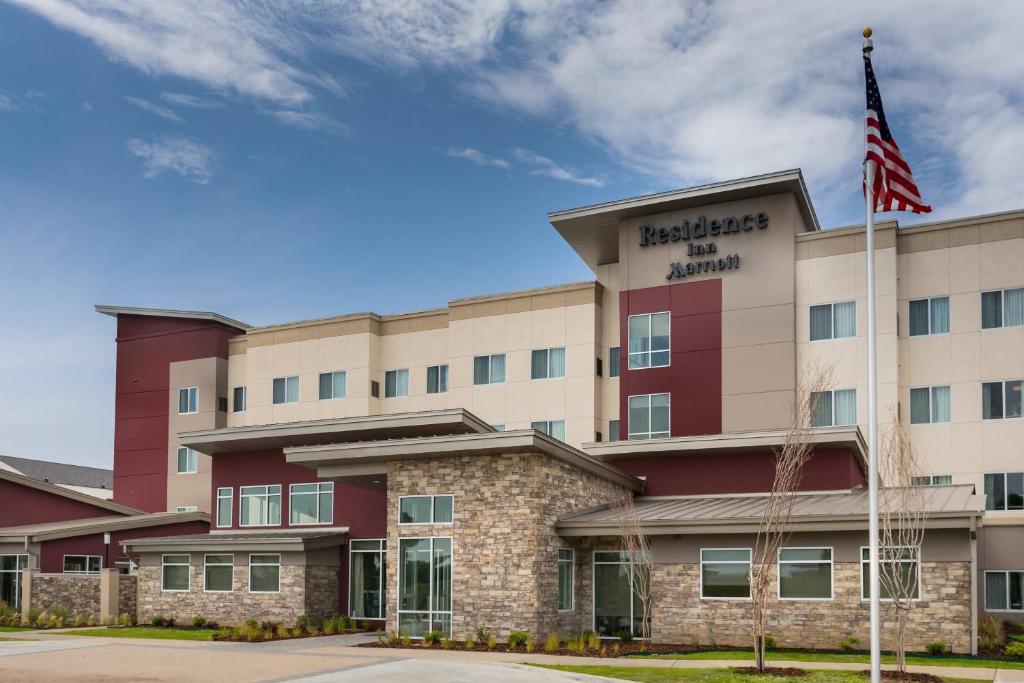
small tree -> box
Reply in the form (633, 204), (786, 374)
(877, 415), (927, 674)
(614, 490), (653, 643)
(750, 364), (833, 671)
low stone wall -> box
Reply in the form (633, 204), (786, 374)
(118, 574), (138, 620)
(30, 574), (101, 619)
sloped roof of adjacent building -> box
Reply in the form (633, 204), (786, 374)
(0, 511), (208, 543)
(0, 455), (113, 490)
(0, 467), (142, 516)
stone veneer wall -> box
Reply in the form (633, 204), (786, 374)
(31, 574), (101, 618)
(386, 452), (630, 640)
(118, 574), (138, 620)
(304, 565), (340, 621)
(653, 561), (973, 653)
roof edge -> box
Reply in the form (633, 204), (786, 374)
(0, 468), (144, 517)
(95, 305), (250, 330)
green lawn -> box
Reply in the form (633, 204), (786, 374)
(0, 626), (35, 632)
(533, 667), (988, 683)
(58, 627), (216, 641)
(632, 648), (1024, 671)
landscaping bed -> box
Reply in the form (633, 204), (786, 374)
(362, 629), (681, 657)
(210, 615), (379, 643)
(633, 646), (1024, 669)
(528, 668), (987, 683)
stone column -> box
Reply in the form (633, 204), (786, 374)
(19, 568), (34, 624)
(99, 568), (120, 623)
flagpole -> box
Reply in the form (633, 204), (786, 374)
(862, 26), (882, 683)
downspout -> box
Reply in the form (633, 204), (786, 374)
(969, 517), (978, 656)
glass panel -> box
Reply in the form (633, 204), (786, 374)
(549, 347), (566, 378)
(333, 372), (346, 398)
(268, 489), (281, 525)
(350, 551), (383, 618)
(88, 557), (102, 572)
(396, 369), (409, 396)
(981, 291), (1002, 328)
(779, 561), (831, 599)
(233, 386), (245, 412)
(319, 488), (333, 523)
(628, 315), (650, 355)
(910, 388), (931, 424)
(1011, 571), (1024, 610)
(286, 377), (299, 403)
(250, 564), (279, 592)
(1005, 288), (1024, 327)
(290, 490), (318, 525)
(809, 304), (833, 341)
(1007, 472), (1024, 511)
(780, 548), (831, 562)
(398, 612), (429, 638)
(983, 382), (1004, 419)
(628, 395), (650, 437)
(400, 497), (432, 524)
(550, 420), (566, 441)
(439, 365), (447, 393)
(650, 312), (670, 352)
(908, 299), (929, 336)
(834, 390), (856, 425)
(594, 562), (631, 636)
(433, 496), (453, 523)
(431, 614), (452, 636)
(64, 556), (87, 573)
(163, 565), (189, 590)
(702, 561), (750, 598)
(1006, 380), (1022, 418)
(351, 540), (383, 551)
(432, 538), (452, 613)
(703, 549), (750, 562)
(473, 356), (489, 384)
(490, 355), (505, 383)
(594, 551), (630, 563)
(811, 391), (833, 427)
(272, 377), (286, 404)
(987, 572), (1008, 610)
(399, 539), (431, 611)
(427, 365), (439, 393)
(385, 371), (396, 397)
(532, 349), (547, 379)
(834, 301), (856, 338)
(651, 393), (670, 436)
(931, 386), (951, 422)
(930, 297), (950, 333)
(178, 389), (189, 413)
(609, 348), (620, 377)
(933, 475), (952, 485)
(205, 564), (232, 591)
(985, 473), (1005, 511)
(319, 373), (332, 400)
(609, 420), (620, 442)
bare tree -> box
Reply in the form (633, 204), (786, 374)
(877, 415), (927, 674)
(614, 489), (654, 643)
(750, 364), (834, 671)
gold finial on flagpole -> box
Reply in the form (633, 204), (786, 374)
(863, 27), (873, 54)
(863, 27), (872, 38)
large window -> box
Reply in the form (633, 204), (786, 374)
(908, 297), (950, 336)
(982, 287), (1024, 329)
(982, 380), (1023, 420)
(162, 554), (190, 592)
(811, 389), (857, 427)
(809, 301), (856, 341)
(216, 487), (232, 527)
(558, 549), (575, 611)
(426, 364), (448, 394)
(910, 386), (951, 424)
(232, 386), (246, 412)
(473, 354), (506, 385)
(778, 548), (832, 600)
(628, 312), (670, 369)
(700, 549), (751, 599)
(985, 472), (1024, 511)
(384, 369), (409, 398)
(63, 555), (102, 574)
(609, 347), (620, 378)
(290, 482), (334, 525)
(249, 554), (280, 593)
(204, 554), (233, 592)
(178, 386), (198, 414)
(176, 447), (198, 474)
(861, 547), (920, 600)
(239, 485), (281, 526)
(593, 551), (650, 637)
(399, 495), (453, 525)
(398, 537), (452, 637)
(531, 419), (566, 441)
(985, 571), (1024, 611)
(272, 376), (299, 404)
(319, 371), (347, 400)
(531, 347), (566, 379)
(350, 540), (386, 620)
(628, 393), (670, 439)
(0, 555), (28, 608)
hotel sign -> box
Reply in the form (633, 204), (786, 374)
(637, 211), (769, 281)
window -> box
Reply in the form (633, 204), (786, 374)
(371, 380), (380, 398)
(218, 396), (228, 412)
(204, 554), (233, 592)
(593, 550), (650, 637)
(982, 380), (1023, 419)
(861, 547), (920, 600)
(239, 485), (282, 526)
(811, 389), (857, 427)
(609, 347), (620, 378)
(176, 447), (198, 474)
(426, 364), (448, 394)
(595, 431), (603, 442)
(809, 301), (856, 341)
(778, 548), (832, 600)
(531, 420), (566, 441)
(911, 475), (953, 486)
(491, 424), (506, 432)
(982, 287), (1024, 329)
(350, 540), (386, 620)
(216, 487), (233, 527)
(290, 482), (334, 525)
(558, 549), (575, 611)
(628, 393), (670, 439)
(232, 386), (246, 412)
(398, 537), (452, 637)
(161, 554), (190, 591)
(473, 354), (506, 385)
(114, 559), (137, 575)
(700, 549), (751, 599)
(384, 369), (409, 398)
(908, 297), (950, 336)
(0, 555), (28, 608)
(399, 495), (453, 525)
(985, 571), (1024, 611)
(609, 419), (620, 442)
(628, 312), (670, 369)
(984, 472), (1024, 511)
(909, 386), (951, 424)
(178, 387), (198, 414)
(176, 506), (198, 512)
(249, 554), (280, 593)
(596, 357), (603, 377)
(319, 371), (347, 400)
(531, 347), (566, 379)
(272, 376), (299, 404)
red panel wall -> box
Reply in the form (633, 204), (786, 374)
(619, 279), (722, 438)
(38, 520), (211, 573)
(111, 314), (243, 512)
(0, 478), (127, 527)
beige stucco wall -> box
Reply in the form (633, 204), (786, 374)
(167, 357), (227, 513)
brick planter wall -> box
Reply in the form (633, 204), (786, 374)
(31, 574), (101, 619)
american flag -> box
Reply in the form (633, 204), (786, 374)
(864, 53), (931, 214)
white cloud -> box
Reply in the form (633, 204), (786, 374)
(447, 147), (510, 168)
(0, 92), (16, 111)
(81, 100), (94, 111)
(265, 109), (349, 135)
(513, 148), (604, 187)
(124, 95), (182, 122)
(125, 136), (215, 183)
(160, 92), (223, 109)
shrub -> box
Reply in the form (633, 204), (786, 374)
(26, 607), (41, 625)
(399, 629), (411, 647)
(612, 642), (621, 656)
(614, 629), (633, 644)
(323, 618), (337, 635)
(586, 631), (601, 651)
(35, 611), (50, 628)
(423, 630), (443, 646)
(1005, 641), (1024, 661)
(544, 632), (559, 653)
(86, 614), (96, 627)
(51, 605), (70, 620)
(116, 613), (130, 627)
(525, 636), (535, 653)
(55, 616), (66, 628)
(465, 634), (476, 649)
(475, 627), (491, 644)
(295, 614), (310, 631)
(192, 616), (206, 628)
(838, 635), (859, 652)
(1005, 620), (1024, 637)
(764, 634), (777, 649)
(979, 614), (1005, 651)
(242, 621), (261, 641)
(441, 635), (453, 649)
(360, 619), (370, 631)
(486, 634), (497, 650)
(926, 642), (949, 655)
(507, 630), (529, 647)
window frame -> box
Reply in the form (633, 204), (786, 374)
(203, 553), (234, 593)
(627, 312), (671, 369)
(776, 547), (834, 601)
(289, 481), (334, 526)
(348, 539), (387, 620)
(161, 554), (191, 592)
(982, 379), (1023, 420)
(609, 419), (620, 442)
(531, 419), (566, 441)
(396, 536), (453, 639)
(984, 570), (1024, 612)
(176, 505), (198, 512)
(592, 550), (652, 638)
(318, 371), (347, 400)
(859, 546), (921, 602)
(908, 296), (950, 337)
(982, 287), (1024, 330)
(811, 388), (857, 428)
(216, 487), (233, 528)
(176, 446), (198, 474)
(911, 475), (953, 486)
(558, 548), (575, 612)
(0, 554), (29, 608)
(609, 347), (620, 378)
(397, 494), (454, 526)
(238, 484), (282, 527)
(531, 347), (566, 380)
(232, 386), (246, 412)
(178, 386), (198, 415)
(699, 548), (752, 601)
(271, 375), (299, 405)
(473, 353), (506, 385)
(248, 553), (281, 594)
(426, 364), (449, 394)
(909, 385), (952, 425)
(62, 554), (102, 574)
(984, 472), (1024, 512)
(809, 300), (857, 342)
(384, 368), (410, 398)
(627, 393), (670, 440)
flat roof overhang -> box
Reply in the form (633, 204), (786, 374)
(284, 430), (644, 492)
(548, 169), (820, 271)
(179, 408), (494, 455)
(121, 530), (348, 554)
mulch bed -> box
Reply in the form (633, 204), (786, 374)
(362, 640), (682, 657)
(856, 671), (945, 683)
(732, 667), (809, 677)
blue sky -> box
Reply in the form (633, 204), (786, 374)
(1, 1), (1022, 467)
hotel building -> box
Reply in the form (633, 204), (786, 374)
(16, 169), (1021, 651)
